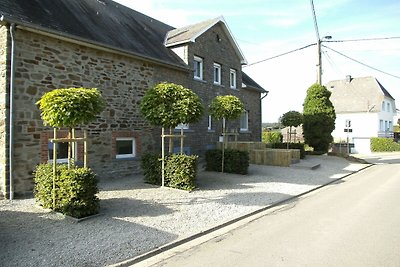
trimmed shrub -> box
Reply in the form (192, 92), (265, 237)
(165, 154), (198, 191)
(205, 149), (249, 175)
(34, 164), (99, 218)
(371, 137), (400, 152)
(141, 153), (198, 191)
(141, 153), (162, 185)
(262, 131), (283, 143)
(266, 143), (306, 159)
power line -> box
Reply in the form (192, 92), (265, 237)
(326, 36), (400, 43)
(245, 43), (316, 67)
(323, 45), (400, 79)
(309, 0), (320, 40)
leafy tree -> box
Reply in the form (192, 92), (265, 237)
(209, 95), (245, 172)
(281, 110), (303, 145)
(209, 95), (245, 121)
(140, 82), (203, 128)
(140, 82), (203, 186)
(302, 83), (336, 153)
(36, 87), (105, 128)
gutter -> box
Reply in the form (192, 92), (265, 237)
(8, 22), (16, 200)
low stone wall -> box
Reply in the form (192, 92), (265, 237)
(216, 142), (300, 167)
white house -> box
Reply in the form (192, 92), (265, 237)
(327, 75), (397, 154)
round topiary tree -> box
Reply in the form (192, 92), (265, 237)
(209, 95), (245, 172)
(140, 82), (204, 187)
(281, 110), (303, 145)
(35, 87), (105, 215)
(36, 87), (105, 129)
(302, 83), (336, 153)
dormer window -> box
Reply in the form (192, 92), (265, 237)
(230, 69), (237, 89)
(213, 63), (221, 85)
(194, 56), (203, 80)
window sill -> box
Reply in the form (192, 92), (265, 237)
(240, 130), (252, 134)
(207, 130), (215, 133)
(194, 78), (207, 83)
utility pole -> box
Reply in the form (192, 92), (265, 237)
(317, 36), (332, 85)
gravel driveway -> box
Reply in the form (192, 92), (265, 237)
(0, 155), (369, 267)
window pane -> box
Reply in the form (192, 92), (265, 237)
(48, 142), (69, 160)
(116, 140), (133, 155)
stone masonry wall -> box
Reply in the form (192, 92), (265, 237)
(8, 28), (187, 196)
(173, 23), (263, 156)
(0, 26), (9, 198)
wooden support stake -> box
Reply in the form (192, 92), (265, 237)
(52, 128), (57, 209)
(84, 130), (88, 168)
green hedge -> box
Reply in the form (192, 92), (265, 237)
(34, 164), (99, 218)
(165, 154), (198, 191)
(205, 149), (249, 175)
(141, 153), (198, 191)
(371, 137), (400, 152)
(266, 143), (306, 159)
(262, 131), (283, 143)
(141, 153), (162, 185)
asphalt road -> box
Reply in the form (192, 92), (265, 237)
(141, 163), (400, 267)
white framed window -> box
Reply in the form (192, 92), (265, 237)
(194, 56), (203, 80)
(379, 120), (384, 131)
(48, 142), (75, 163)
(175, 123), (189, 130)
(382, 101), (385, 111)
(213, 63), (221, 85)
(387, 102), (391, 112)
(230, 69), (237, 89)
(389, 121), (393, 131)
(208, 115), (212, 131)
(240, 110), (249, 131)
(116, 137), (136, 159)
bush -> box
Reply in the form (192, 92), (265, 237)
(266, 143), (306, 159)
(371, 137), (400, 152)
(165, 154), (198, 191)
(205, 149), (249, 174)
(141, 153), (198, 191)
(141, 153), (162, 185)
(262, 131), (283, 143)
(34, 164), (99, 218)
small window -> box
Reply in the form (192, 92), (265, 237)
(387, 102), (391, 112)
(240, 110), (249, 131)
(116, 138), (136, 159)
(382, 101), (385, 111)
(208, 115), (212, 131)
(194, 56), (203, 80)
(48, 142), (72, 163)
(379, 120), (384, 131)
(230, 69), (237, 89)
(213, 63), (221, 85)
(175, 123), (189, 130)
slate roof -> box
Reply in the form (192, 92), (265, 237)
(0, 0), (187, 68)
(242, 72), (267, 93)
(326, 76), (395, 113)
(165, 17), (247, 64)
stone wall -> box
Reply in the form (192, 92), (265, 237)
(6, 28), (188, 196)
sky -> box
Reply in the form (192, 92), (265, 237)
(114, 0), (400, 122)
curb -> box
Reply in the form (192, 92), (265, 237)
(111, 163), (373, 266)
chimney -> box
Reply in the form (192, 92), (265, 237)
(346, 75), (352, 83)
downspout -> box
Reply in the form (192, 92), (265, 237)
(9, 23), (16, 200)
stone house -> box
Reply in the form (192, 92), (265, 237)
(327, 75), (396, 153)
(0, 0), (267, 198)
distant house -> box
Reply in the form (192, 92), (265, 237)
(327, 75), (396, 153)
(0, 0), (267, 198)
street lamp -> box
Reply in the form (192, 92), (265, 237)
(317, 35), (332, 85)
